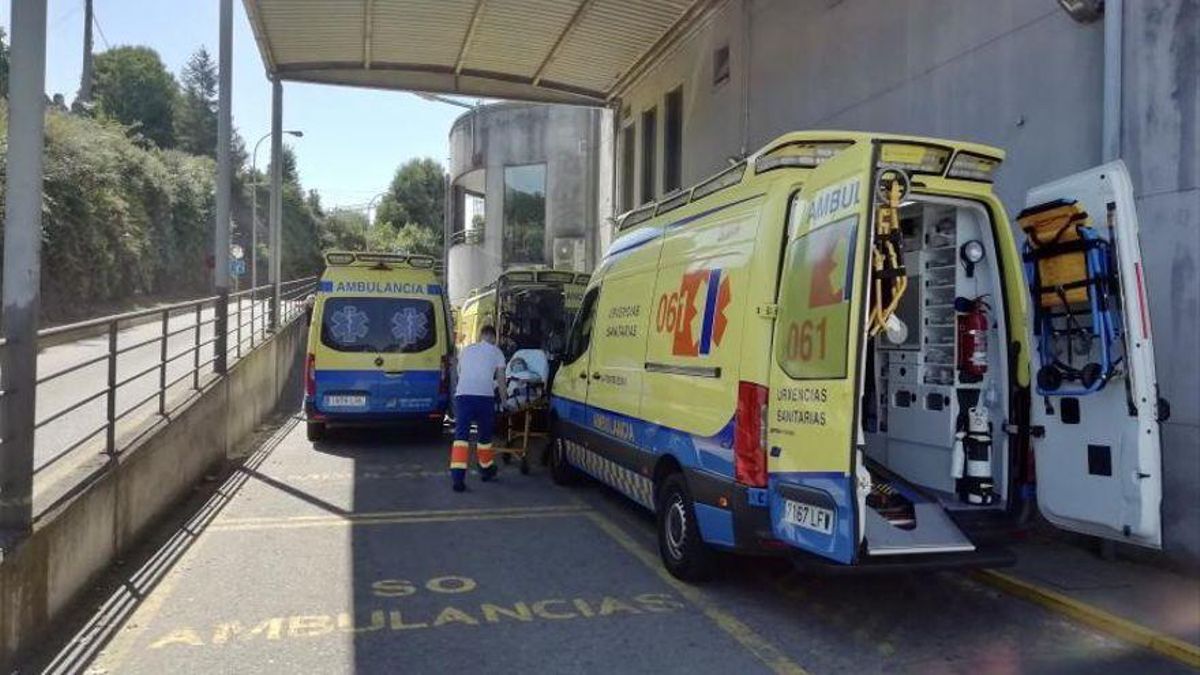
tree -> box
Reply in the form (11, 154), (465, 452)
(92, 46), (179, 148)
(367, 222), (442, 257)
(0, 28), (9, 99)
(375, 158), (445, 232)
(175, 47), (217, 158)
(320, 209), (369, 251)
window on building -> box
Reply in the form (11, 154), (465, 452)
(620, 125), (636, 213)
(713, 44), (731, 87)
(463, 191), (485, 244)
(664, 87), (683, 193)
(640, 107), (657, 204)
(502, 164), (546, 264)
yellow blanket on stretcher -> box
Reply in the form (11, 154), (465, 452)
(1019, 202), (1092, 307)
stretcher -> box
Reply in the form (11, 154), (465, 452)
(493, 350), (551, 474)
(1018, 200), (1123, 396)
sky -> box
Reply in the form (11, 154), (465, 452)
(3, 0), (472, 209)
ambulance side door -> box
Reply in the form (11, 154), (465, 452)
(1026, 161), (1164, 548)
(765, 142), (876, 565)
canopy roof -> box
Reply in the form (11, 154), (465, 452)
(242, 0), (710, 105)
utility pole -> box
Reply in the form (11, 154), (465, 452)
(213, 0), (232, 374)
(78, 0), (94, 105)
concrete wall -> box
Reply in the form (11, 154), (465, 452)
(446, 103), (607, 303)
(614, 0), (1199, 567)
(0, 316), (308, 666)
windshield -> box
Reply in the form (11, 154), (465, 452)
(320, 297), (437, 354)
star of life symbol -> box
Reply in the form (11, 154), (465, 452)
(330, 305), (370, 343)
(391, 307), (429, 346)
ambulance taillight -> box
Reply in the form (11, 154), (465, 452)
(305, 353), (316, 398)
(734, 381), (769, 487)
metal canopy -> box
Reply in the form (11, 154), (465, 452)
(242, 0), (708, 104)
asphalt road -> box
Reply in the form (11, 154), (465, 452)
(34, 413), (1193, 674)
(33, 297), (299, 499)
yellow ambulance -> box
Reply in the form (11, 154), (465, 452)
(304, 252), (452, 441)
(548, 131), (1165, 579)
(455, 268), (591, 354)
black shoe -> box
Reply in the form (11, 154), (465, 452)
(452, 482), (466, 493)
(480, 465), (498, 482)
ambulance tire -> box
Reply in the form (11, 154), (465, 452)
(549, 436), (580, 486)
(657, 474), (715, 583)
(306, 421), (326, 442)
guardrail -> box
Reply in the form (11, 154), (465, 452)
(29, 277), (317, 480)
(449, 228), (483, 246)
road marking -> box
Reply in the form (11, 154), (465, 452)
(208, 504), (590, 531)
(973, 569), (1200, 669)
(583, 510), (809, 675)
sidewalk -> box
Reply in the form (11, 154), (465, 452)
(974, 534), (1200, 668)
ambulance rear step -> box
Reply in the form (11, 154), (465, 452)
(790, 546), (1015, 575)
(863, 462), (977, 557)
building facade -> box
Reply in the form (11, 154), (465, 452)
(606, 0), (1198, 567)
(445, 102), (610, 304)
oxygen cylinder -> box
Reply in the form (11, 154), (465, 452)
(955, 405), (996, 505)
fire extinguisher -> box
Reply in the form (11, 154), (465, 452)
(956, 296), (989, 384)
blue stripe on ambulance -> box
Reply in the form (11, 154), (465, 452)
(551, 395), (739, 547)
(313, 369), (444, 417)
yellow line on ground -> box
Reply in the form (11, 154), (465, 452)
(583, 511), (809, 675)
(973, 569), (1200, 669)
(208, 505), (590, 532)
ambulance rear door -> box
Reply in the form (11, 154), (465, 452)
(765, 141), (875, 565)
(1025, 161), (1164, 548)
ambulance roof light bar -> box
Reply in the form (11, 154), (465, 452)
(323, 251), (438, 268)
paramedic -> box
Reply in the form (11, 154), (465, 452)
(449, 325), (508, 492)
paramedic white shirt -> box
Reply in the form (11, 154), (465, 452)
(455, 342), (506, 398)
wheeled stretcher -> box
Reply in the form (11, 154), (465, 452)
(493, 349), (551, 474)
(1018, 200), (1123, 396)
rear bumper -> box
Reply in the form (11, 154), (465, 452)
(789, 545), (1016, 575)
(305, 399), (446, 423)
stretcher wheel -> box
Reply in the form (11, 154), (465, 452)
(519, 455), (530, 475)
(1037, 365), (1063, 392)
(1080, 362), (1103, 389)
(502, 453), (513, 465)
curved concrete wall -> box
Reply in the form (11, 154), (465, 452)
(447, 103), (606, 304)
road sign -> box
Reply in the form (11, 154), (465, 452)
(231, 258), (246, 277)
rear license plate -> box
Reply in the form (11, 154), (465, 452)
(783, 500), (834, 535)
(324, 394), (367, 408)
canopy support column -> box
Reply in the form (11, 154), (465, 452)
(213, 0), (233, 374)
(269, 79), (284, 330)
(0, 0), (48, 532)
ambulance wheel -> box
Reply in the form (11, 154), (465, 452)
(549, 436), (579, 486)
(657, 473), (714, 582)
(306, 421), (326, 442)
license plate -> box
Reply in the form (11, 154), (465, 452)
(783, 500), (834, 535)
(324, 394), (367, 408)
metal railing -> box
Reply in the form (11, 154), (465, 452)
(29, 277), (317, 480)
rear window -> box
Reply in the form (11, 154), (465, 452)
(320, 297), (437, 354)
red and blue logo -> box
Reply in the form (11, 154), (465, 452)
(656, 268), (732, 357)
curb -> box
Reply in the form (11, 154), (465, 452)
(973, 569), (1200, 669)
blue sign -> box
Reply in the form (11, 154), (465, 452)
(230, 259), (246, 277)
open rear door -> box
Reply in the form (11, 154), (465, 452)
(1023, 161), (1163, 547)
(765, 142), (876, 564)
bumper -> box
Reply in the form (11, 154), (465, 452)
(305, 399), (446, 423)
(685, 469), (775, 553)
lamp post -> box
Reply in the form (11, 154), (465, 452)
(366, 191), (388, 228)
(251, 129), (302, 329)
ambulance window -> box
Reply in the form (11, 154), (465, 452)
(564, 287), (599, 364)
(776, 215), (859, 379)
(321, 297), (436, 354)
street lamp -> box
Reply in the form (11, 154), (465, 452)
(250, 129), (302, 300)
(251, 129), (302, 336)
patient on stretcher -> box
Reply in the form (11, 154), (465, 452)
(504, 349), (549, 411)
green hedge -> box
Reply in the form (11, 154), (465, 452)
(1, 104), (216, 320)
